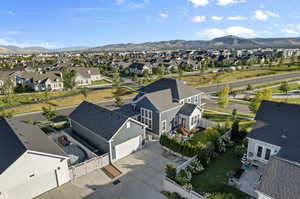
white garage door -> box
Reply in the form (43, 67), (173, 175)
(5, 170), (58, 199)
(115, 136), (141, 160)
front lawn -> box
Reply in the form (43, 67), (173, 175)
(192, 148), (250, 199)
(91, 79), (111, 85)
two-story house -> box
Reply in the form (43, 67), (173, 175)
(116, 78), (212, 136)
(15, 71), (64, 92)
(246, 101), (300, 199)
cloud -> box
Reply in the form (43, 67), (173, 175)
(127, 0), (150, 8)
(217, 0), (246, 6)
(282, 29), (299, 35)
(0, 38), (57, 48)
(211, 16), (223, 21)
(160, 13), (169, 18)
(227, 15), (247, 21)
(7, 11), (15, 15)
(191, 16), (206, 22)
(116, 0), (125, 5)
(198, 26), (255, 38)
(188, 0), (209, 7)
(254, 10), (268, 20)
(265, 11), (279, 18)
(254, 10), (280, 21)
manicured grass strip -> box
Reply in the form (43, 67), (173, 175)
(203, 106), (255, 119)
(192, 148), (251, 199)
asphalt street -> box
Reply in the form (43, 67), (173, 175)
(13, 72), (300, 122)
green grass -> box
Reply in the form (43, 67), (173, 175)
(271, 82), (299, 93)
(204, 106), (255, 118)
(188, 128), (221, 146)
(192, 148), (250, 199)
(203, 112), (249, 123)
(91, 79), (111, 85)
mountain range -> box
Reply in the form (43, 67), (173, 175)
(2, 36), (300, 54)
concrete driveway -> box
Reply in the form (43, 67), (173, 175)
(37, 141), (185, 199)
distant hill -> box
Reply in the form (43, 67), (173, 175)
(88, 35), (300, 51)
(2, 36), (300, 54)
(0, 45), (89, 54)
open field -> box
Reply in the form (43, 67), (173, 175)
(180, 66), (300, 87)
(0, 90), (81, 107)
(6, 88), (135, 115)
(271, 82), (299, 93)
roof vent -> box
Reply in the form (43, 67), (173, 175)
(281, 129), (288, 139)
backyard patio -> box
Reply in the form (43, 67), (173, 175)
(235, 162), (265, 198)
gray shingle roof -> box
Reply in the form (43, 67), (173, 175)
(178, 103), (198, 116)
(115, 104), (140, 117)
(248, 101), (300, 163)
(143, 89), (181, 111)
(257, 157), (300, 199)
(137, 78), (201, 101)
(69, 101), (129, 141)
(0, 118), (67, 174)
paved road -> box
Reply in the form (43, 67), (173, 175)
(198, 71), (300, 93)
(15, 72), (300, 122)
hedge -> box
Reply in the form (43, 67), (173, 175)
(160, 134), (198, 157)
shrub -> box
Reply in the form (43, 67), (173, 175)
(205, 193), (236, 199)
(190, 159), (204, 174)
(215, 137), (226, 153)
(165, 164), (177, 181)
(175, 169), (192, 186)
(233, 145), (246, 158)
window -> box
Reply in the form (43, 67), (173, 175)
(265, 148), (271, 160)
(162, 120), (167, 132)
(195, 95), (198, 104)
(141, 108), (152, 129)
(257, 146), (263, 158)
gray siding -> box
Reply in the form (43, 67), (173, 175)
(160, 106), (182, 134)
(110, 119), (145, 160)
(135, 98), (160, 135)
(71, 120), (109, 154)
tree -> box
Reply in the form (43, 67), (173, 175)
(80, 87), (88, 99)
(246, 84), (253, 91)
(63, 68), (77, 90)
(279, 81), (289, 94)
(42, 106), (57, 121)
(249, 89), (272, 114)
(218, 85), (230, 108)
(1, 79), (15, 106)
(112, 71), (124, 107)
(178, 68), (184, 79)
(232, 108), (237, 120)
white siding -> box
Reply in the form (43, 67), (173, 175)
(0, 152), (70, 199)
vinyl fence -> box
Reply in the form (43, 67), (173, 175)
(69, 153), (110, 180)
(164, 177), (205, 199)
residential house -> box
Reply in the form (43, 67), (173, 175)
(128, 63), (152, 75)
(0, 71), (16, 89)
(71, 67), (102, 87)
(246, 101), (300, 199)
(69, 101), (146, 162)
(0, 118), (70, 199)
(116, 78), (212, 136)
(15, 71), (64, 92)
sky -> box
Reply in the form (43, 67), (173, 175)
(1, 0), (300, 48)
